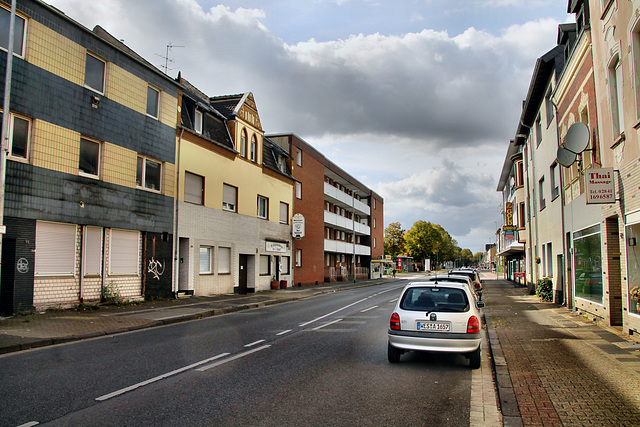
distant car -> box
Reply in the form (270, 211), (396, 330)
(388, 281), (485, 369)
(449, 269), (483, 299)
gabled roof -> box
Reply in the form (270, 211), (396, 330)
(514, 45), (565, 145)
(209, 93), (248, 120)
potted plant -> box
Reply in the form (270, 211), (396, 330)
(270, 276), (279, 290)
(630, 286), (640, 312)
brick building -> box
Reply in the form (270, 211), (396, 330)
(268, 133), (384, 286)
(0, 0), (179, 312)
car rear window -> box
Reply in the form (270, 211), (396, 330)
(400, 287), (469, 312)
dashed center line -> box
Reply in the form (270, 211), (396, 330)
(197, 345), (271, 371)
(312, 319), (343, 330)
(360, 306), (378, 313)
(244, 339), (266, 347)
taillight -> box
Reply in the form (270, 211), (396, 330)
(390, 312), (401, 330)
(467, 315), (480, 333)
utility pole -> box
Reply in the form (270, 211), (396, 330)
(0, 0), (17, 302)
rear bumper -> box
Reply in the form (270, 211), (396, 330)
(388, 329), (480, 353)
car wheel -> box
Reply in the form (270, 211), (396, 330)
(469, 347), (481, 369)
(388, 342), (402, 363)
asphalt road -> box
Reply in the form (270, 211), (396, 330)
(0, 280), (479, 426)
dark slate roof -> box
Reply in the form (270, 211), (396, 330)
(209, 94), (246, 120)
(263, 137), (295, 180)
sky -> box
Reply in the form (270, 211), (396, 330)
(46, 0), (571, 253)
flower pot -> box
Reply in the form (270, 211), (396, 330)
(271, 281), (279, 290)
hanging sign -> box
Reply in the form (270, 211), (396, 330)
(586, 168), (615, 204)
(292, 213), (305, 239)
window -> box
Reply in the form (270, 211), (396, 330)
(85, 53), (105, 93)
(184, 172), (204, 205)
(610, 57), (624, 136)
(538, 177), (546, 210)
(281, 256), (290, 274)
(545, 89), (554, 126)
(516, 161), (524, 187)
(109, 229), (139, 275)
(373, 218), (376, 229)
(574, 225), (603, 304)
(199, 247), (212, 274)
(535, 116), (542, 146)
(194, 110), (203, 134)
(257, 196), (268, 219)
(223, 184), (237, 212)
(546, 242), (553, 277)
(296, 149), (302, 166)
(295, 182), (302, 199)
(83, 226), (102, 276)
(218, 247), (231, 274)
(79, 138), (100, 177)
(0, 6), (25, 56)
(146, 86), (160, 118)
(296, 249), (302, 267)
(250, 135), (257, 162)
(374, 237), (377, 248)
(35, 222), (76, 276)
(550, 163), (559, 200)
(1, 112), (30, 159)
(373, 198), (376, 209)
(518, 203), (525, 228)
(280, 202), (289, 224)
(240, 129), (247, 157)
(260, 255), (270, 275)
(137, 156), (162, 191)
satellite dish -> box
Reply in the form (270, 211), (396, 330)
(565, 122), (590, 153)
(557, 145), (577, 167)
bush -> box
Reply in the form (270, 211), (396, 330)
(536, 277), (553, 302)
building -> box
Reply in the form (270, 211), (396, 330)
(589, 0), (640, 334)
(175, 83), (295, 295)
(0, 0), (179, 313)
(267, 134), (384, 286)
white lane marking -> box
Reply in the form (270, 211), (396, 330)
(389, 299), (397, 303)
(276, 329), (292, 336)
(244, 339), (266, 347)
(96, 352), (231, 401)
(360, 306), (378, 313)
(312, 319), (343, 331)
(374, 287), (400, 296)
(298, 298), (368, 327)
(17, 422), (39, 427)
(197, 345), (271, 371)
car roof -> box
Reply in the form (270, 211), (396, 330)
(405, 281), (469, 290)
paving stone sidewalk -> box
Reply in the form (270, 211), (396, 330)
(484, 277), (640, 426)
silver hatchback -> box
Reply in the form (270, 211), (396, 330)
(387, 281), (485, 369)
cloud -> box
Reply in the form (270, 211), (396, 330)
(46, 0), (561, 250)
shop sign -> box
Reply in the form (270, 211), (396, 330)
(514, 272), (525, 278)
(266, 241), (287, 253)
(505, 202), (513, 226)
(292, 213), (305, 239)
(586, 168), (615, 204)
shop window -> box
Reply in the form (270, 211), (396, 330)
(573, 225), (603, 304)
(35, 221), (76, 276)
(110, 229), (139, 275)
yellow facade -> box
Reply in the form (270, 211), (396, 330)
(179, 135), (292, 222)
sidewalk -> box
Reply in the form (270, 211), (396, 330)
(0, 278), (387, 354)
(484, 276), (640, 426)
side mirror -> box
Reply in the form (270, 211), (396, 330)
(476, 301), (485, 309)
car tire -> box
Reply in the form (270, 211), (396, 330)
(388, 342), (402, 363)
(469, 346), (481, 369)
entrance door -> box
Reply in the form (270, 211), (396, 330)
(239, 254), (248, 295)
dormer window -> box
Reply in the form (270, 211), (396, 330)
(194, 110), (203, 134)
(277, 154), (286, 173)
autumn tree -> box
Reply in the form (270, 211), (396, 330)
(384, 222), (405, 258)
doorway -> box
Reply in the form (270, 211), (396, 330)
(238, 254), (248, 294)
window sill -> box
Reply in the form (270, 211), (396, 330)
(79, 171), (100, 180)
(136, 185), (162, 194)
(610, 132), (625, 149)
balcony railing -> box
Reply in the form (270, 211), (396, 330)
(324, 239), (371, 256)
(324, 211), (371, 235)
(324, 182), (370, 216)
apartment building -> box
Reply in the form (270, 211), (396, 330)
(589, 0), (640, 334)
(267, 134), (384, 286)
(0, 0), (179, 312)
(175, 84), (295, 295)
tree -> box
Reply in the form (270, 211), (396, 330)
(384, 222), (405, 258)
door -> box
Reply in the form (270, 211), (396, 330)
(239, 254), (248, 295)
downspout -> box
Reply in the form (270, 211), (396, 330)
(172, 127), (184, 298)
(550, 97), (568, 306)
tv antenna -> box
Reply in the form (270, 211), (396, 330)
(157, 42), (184, 75)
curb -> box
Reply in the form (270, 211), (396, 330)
(484, 310), (522, 427)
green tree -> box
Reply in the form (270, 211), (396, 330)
(384, 222), (406, 258)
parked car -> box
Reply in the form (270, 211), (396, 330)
(449, 269), (483, 300)
(388, 281), (485, 368)
(427, 274), (480, 300)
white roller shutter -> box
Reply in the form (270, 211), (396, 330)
(35, 222), (76, 276)
(109, 229), (139, 275)
(83, 226), (102, 276)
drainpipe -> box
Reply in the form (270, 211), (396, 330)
(172, 127), (184, 298)
(0, 0), (17, 302)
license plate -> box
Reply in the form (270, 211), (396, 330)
(417, 321), (451, 332)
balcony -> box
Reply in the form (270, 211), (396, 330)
(324, 239), (371, 256)
(324, 211), (371, 235)
(324, 182), (370, 216)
